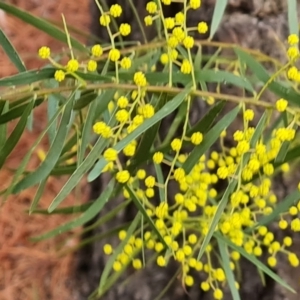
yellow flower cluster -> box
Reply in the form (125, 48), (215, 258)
(102, 99), (298, 299)
(143, 0), (208, 76)
(286, 34), (300, 81)
(38, 4), (300, 299)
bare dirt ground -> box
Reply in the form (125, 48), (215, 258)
(0, 1), (91, 299)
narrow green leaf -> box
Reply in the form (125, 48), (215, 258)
(154, 163), (165, 203)
(78, 99), (97, 164)
(183, 105), (240, 174)
(0, 68), (55, 87)
(275, 144), (300, 168)
(98, 213), (141, 296)
(197, 173), (238, 260)
(218, 241), (240, 298)
(50, 165), (76, 176)
(215, 232), (295, 293)
(288, 0), (298, 36)
(203, 47), (222, 70)
(274, 141), (291, 163)
(209, 0), (228, 39)
(129, 94), (166, 170)
(197, 111), (267, 260)
(186, 100), (225, 136)
(0, 101), (8, 148)
(94, 90), (115, 119)
(255, 189), (300, 228)
(26, 110), (33, 131)
(47, 94), (59, 144)
(32, 179), (115, 241)
(0, 100), (34, 169)
(234, 49), (300, 106)
(73, 92), (98, 110)
(29, 202), (92, 215)
(0, 29), (26, 72)
(217, 238), (241, 300)
(159, 101), (187, 148)
(3, 101), (66, 201)
(125, 184), (168, 248)
(194, 45), (202, 71)
(117, 69), (254, 92)
(0, 2), (87, 52)
(47, 136), (109, 212)
(61, 132), (77, 156)
(0, 98), (43, 125)
(12, 92), (75, 193)
(127, 101), (225, 172)
(88, 88), (191, 182)
(47, 90), (119, 212)
(29, 179), (47, 214)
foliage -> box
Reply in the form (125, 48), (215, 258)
(1, 0), (300, 299)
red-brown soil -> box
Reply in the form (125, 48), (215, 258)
(0, 1), (92, 299)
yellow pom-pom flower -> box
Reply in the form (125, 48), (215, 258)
(109, 48), (121, 62)
(119, 23), (131, 36)
(172, 27), (185, 42)
(123, 143), (136, 157)
(93, 122), (113, 138)
(197, 21), (208, 34)
(213, 288), (223, 300)
(115, 109), (129, 123)
(175, 12), (184, 25)
(146, 1), (157, 14)
(103, 148), (118, 162)
(117, 96), (129, 108)
(91, 44), (103, 57)
(103, 244), (113, 255)
(153, 152), (163, 164)
(181, 59), (192, 74)
(100, 14), (111, 26)
(165, 17), (175, 29)
(155, 202), (168, 219)
(244, 109), (254, 121)
(157, 255), (166, 267)
(183, 36), (195, 49)
(200, 281), (210, 291)
(144, 15), (153, 26)
(160, 53), (169, 65)
(110, 4), (122, 17)
(287, 47), (299, 60)
(38, 46), (51, 59)
(120, 57), (132, 69)
(133, 71), (147, 87)
(191, 132), (203, 145)
(171, 138), (182, 151)
(288, 253), (299, 267)
(167, 36), (179, 48)
(145, 176), (155, 188)
(66, 59), (79, 72)
(139, 104), (154, 118)
(288, 34), (299, 46)
(174, 168), (185, 181)
(132, 259), (142, 269)
(87, 60), (97, 72)
(190, 0), (201, 10)
(113, 261), (122, 271)
(116, 170), (130, 183)
(275, 98), (288, 112)
(136, 169), (146, 180)
(54, 70), (65, 82)
(185, 275), (194, 286)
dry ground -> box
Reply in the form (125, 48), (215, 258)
(0, 1), (92, 299)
